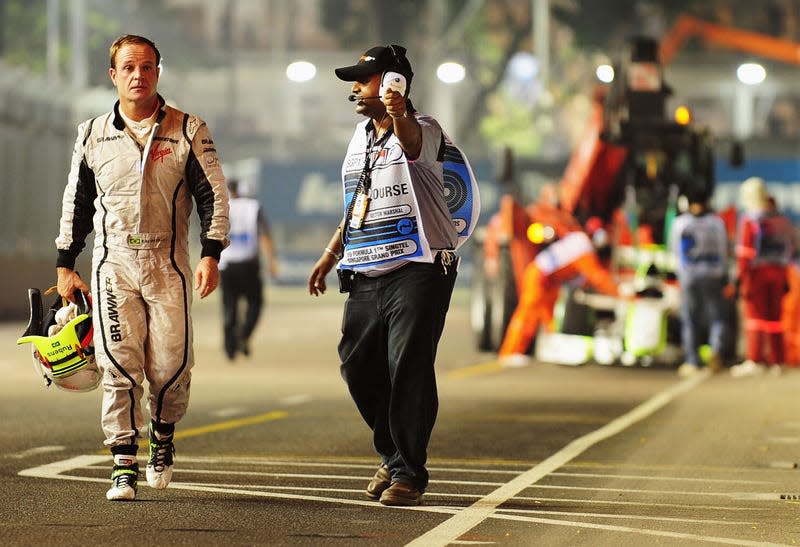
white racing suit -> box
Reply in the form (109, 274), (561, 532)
(55, 96), (229, 451)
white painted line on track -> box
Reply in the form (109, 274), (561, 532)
(177, 456), (530, 475)
(279, 394), (313, 406)
(485, 512), (788, 547)
(171, 480), (759, 527)
(765, 436), (799, 444)
(179, 456), (386, 469)
(17, 454), (771, 541)
(209, 407), (248, 418)
(144, 467), (506, 486)
(18, 451), (777, 542)
(158, 482), (464, 513)
(510, 495), (770, 512)
(548, 471), (774, 484)
(768, 461), (800, 469)
(18, 454), (108, 481)
(60, 461), (507, 487)
(406, 372), (711, 547)
(732, 492), (798, 501)
(19, 453), (780, 512)
(497, 507), (753, 525)
(15, 456), (455, 513)
(140, 455), (779, 484)
(8, 446), (66, 459)
(523, 483), (779, 498)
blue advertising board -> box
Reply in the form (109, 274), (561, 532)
(715, 157), (800, 222)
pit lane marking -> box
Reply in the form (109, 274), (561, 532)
(279, 394), (313, 406)
(406, 371), (710, 547)
(8, 446), (65, 458)
(481, 512), (784, 547)
(19, 452), (778, 545)
(18, 455), (778, 504)
(209, 407), (249, 419)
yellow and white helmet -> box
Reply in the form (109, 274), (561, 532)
(16, 288), (100, 393)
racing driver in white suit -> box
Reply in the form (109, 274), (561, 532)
(55, 35), (229, 501)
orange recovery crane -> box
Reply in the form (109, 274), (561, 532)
(471, 14), (800, 364)
(471, 32), (716, 359)
(659, 14), (800, 66)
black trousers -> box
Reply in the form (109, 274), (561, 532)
(338, 255), (457, 492)
(220, 259), (263, 358)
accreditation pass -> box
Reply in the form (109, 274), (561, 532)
(349, 192), (370, 230)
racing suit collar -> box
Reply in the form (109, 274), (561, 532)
(112, 94), (167, 131)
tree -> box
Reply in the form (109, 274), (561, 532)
(0, 0), (221, 86)
(1, 0), (49, 72)
(320, 0), (424, 45)
(316, 0), (611, 158)
(319, 0), (543, 156)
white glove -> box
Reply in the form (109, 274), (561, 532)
(48, 303), (79, 336)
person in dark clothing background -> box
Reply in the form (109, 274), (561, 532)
(219, 179), (277, 360)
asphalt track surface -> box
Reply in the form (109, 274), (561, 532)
(2, 286), (800, 546)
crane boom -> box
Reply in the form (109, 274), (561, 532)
(660, 14), (800, 66)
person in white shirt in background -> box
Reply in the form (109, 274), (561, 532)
(219, 179), (277, 361)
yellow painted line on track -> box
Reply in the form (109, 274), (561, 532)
(94, 410), (289, 455)
(447, 360), (504, 379)
(174, 410), (290, 440)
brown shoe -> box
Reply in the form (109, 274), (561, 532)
(365, 464), (391, 500)
(379, 481), (422, 506)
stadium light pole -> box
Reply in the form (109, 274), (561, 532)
(434, 61), (466, 141)
(47, 0), (60, 82)
(733, 62), (766, 139)
(69, 0), (87, 89)
(533, 0), (549, 93)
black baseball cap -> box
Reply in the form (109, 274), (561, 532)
(685, 186), (710, 205)
(335, 44), (414, 84)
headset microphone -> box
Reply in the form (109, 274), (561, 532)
(348, 94), (381, 102)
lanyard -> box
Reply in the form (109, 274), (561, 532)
(342, 124), (394, 245)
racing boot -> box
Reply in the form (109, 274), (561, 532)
(106, 454), (138, 501)
(146, 422), (175, 489)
